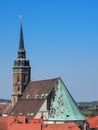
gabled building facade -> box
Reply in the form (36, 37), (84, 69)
(11, 77), (85, 121)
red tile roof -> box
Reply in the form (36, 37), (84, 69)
(0, 103), (12, 115)
(87, 116), (98, 128)
(2, 104), (12, 115)
(0, 117), (8, 130)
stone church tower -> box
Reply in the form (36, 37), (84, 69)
(12, 22), (31, 107)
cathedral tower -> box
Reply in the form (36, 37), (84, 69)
(12, 21), (31, 106)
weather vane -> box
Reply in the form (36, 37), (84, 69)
(19, 15), (23, 23)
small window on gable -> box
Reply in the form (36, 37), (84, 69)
(26, 95), (30, 99)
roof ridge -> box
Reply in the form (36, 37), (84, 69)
(20, 99), (45, 101)
(31, 77), (61, 83)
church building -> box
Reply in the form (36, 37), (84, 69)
(10, 21), (85, 122)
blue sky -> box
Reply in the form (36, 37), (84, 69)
(0, 0), (98, 101)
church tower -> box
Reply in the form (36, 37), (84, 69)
(12, 20), (31, 107)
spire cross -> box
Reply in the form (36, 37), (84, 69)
(19, 15), (23, 24)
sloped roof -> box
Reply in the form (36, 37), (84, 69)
(21, 77), (58, 99)
(0, 104), (7, 114)
(0, 103), (12, 115)
(47, 79), (86, 121)
(0, 117), (8, 130)
(10, 77), (85, 121)
(2, 104), (12, 115)
(45, 123), (80, 130)
(10, 78), (59, 117)
(87, 116), (98, 128)
(10, 99), (45, 117)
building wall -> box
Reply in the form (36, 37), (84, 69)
(35, 100), (48, 120)
(12, 67), (30, 107)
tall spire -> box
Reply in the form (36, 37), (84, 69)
(18, 16), (26, 58)
(12, 18), (31, 106)
(19, 23), (24, 50)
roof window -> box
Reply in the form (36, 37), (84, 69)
(35, 94), (38, 99)
(26, 95), (30, 99)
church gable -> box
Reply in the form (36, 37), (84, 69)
(10, 77), (85, 121)
(47, 78), (85, 121)
(10, 19), (86, 123)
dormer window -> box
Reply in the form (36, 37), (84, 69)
(41, 94), (44, 99)
(26, 95), (30, 99)
(35, 94), (38, 99)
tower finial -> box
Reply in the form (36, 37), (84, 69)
(19, 15), (22, 24)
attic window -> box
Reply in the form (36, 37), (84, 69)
(19, 112), (23, 115)
(41, 94), (44, 99)
(41, 93), (48, 99)
(35, 95), (38, 99)
(26, 95), (30, 99)
(30, 113), (33, 117)
(45, 93), (48, 97)
(27, 113), (30, 117)
(10, 112), (14, 115)
(27, 113), (33, 117)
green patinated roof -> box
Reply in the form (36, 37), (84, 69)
(48, 78), (86, 121)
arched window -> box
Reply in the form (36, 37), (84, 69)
(26, 95), (30, 99)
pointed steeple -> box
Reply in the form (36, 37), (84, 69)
(19, 23), (25, 50)
(12, 18), (31, 106)
(18, 17), (26, 59)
